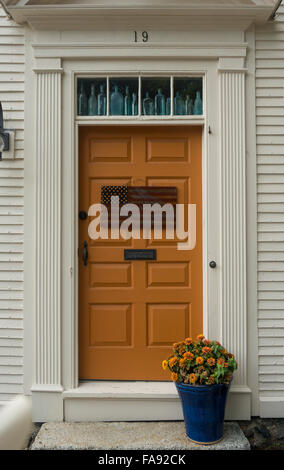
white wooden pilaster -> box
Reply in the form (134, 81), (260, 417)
(31, 59), (63, 421)
(219, 60), (250, 418)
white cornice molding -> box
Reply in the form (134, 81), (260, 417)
(31, 42), (248, 61)
(5, 2), (276, 29)
(33, 67), (64, 73)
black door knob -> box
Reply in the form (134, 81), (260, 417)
(209, 261), (217, 269)
(79, 210), (87, 220)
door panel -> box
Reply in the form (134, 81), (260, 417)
(79, 126), (203, 380)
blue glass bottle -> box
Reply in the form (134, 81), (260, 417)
(143, 92), (154, 115)
(155, 88), (166, 116)
(88, 84), (97, 116)
(98, 84), (106, 116)
(124, 86), (132, 116)
(194, 91), (203, 115)
(132, 92), (138, 116)
(174, 91), (184, 115)
(185, 95), (194, 115)
(110, 85), (124, 116)
(166, 97), (171, 115)
(78, 82), (87, 116)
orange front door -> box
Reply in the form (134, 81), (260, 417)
(79, 126), (203, 380)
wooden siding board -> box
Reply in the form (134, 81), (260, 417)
(256, 3), (284, 407)
(0, 6), (24, 402)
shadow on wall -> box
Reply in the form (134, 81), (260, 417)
(0, 396), (32, 450)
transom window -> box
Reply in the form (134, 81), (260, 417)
(76, 76), (203, 118)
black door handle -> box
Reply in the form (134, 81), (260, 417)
(209, 261), (217, 269)
(82, 241), (88, 267)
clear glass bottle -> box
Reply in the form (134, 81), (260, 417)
(132, 92), (138, 116)
(143, 92), (154, 115)
(98, 84), (106, 116)
(124, 86), (132, 116)
(174, 91), (184, 115)
(155, 88), (166, 116)
(78, 82), (88, 116)
(88, 84), (97, 116)
(166, 97), (171, 115)
(194, 91), (203, 115)
(110, 85), (124, 116)
(185, 95), (194, 115)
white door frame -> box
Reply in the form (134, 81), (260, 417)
(24, 41), (251, 421)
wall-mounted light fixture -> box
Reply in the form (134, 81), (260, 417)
(0, 102), (10, 161)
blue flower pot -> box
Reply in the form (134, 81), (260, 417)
(175, 381), (231, 444)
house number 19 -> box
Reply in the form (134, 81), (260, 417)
(134, 31), (149, 43)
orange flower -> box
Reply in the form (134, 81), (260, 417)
(173, 342), (179, 349)
(179, 358), (187, 368)
(169, 357), (178, 368)
(189, 373), (197, 384)
(217, 358), (225, 365)
(196, 356), (204, 365)
(185, 337), (193, 345)
(197, 334), (205, 341)
(221, 349), (227, 355)
(224, 362), (229, 368)
(203, 339), (211, 345)
(202, 346), (212, 355)
(207, 357), (216, 367)
(162, 360), (168, 370)
(208, 376), (215, 384)
(183, 351), (194, 360)
(171, 372), (178, 382)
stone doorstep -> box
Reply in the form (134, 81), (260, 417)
(31, 421), (250, 450)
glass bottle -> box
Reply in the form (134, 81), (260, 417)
(166, 97), (171, 116)
(132, 92), (138, 116)
(185, 95), (194, 115)
(98, 84), (106, 116)
(88, 84), (97, 116)
(124, 86), (132, 116)
(110, 85), (124, 116)
(143, 92), (154, 115)
(194, 91), (203, 115)
(174, 91), (184, 115)
(78, 82), (87, 116)
(155, 88), (165, 116)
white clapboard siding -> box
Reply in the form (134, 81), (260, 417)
(256, 2), (284, 404)
(0, 6), (24, 406)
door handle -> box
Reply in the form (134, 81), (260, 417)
(82, 241), (88, 267)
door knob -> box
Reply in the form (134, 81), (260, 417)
(79, 210), (87, 220)
(209, 261), (217, 269)
(82, 241), (88, 267)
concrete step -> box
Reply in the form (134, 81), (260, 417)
(31, 421), (250, 450)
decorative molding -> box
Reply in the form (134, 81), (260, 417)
(218, 68), (248, 74)
(6, 2), (276, 29)
(31, 384), (64, 393)
(32, 43), (248, 61)
(34, 70), (62, 393)
(33, 68), (64, 74)
(219, 71), (248, 389)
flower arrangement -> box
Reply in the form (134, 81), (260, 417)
(162, 335), (237, 385)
